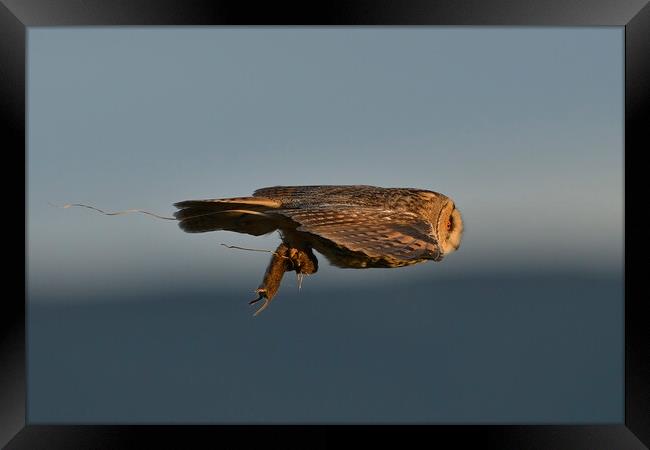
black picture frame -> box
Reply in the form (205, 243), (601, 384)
(3, 1), (647, 448)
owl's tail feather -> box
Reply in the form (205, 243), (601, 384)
(173, 197), (282, 235)
(174, 197), (281, 213)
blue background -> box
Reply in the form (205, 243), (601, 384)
(27, 27), (623, 423)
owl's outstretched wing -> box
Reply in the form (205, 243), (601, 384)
(274, 207), (442, 264)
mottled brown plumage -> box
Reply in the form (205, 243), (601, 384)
(174, 185), (463, 315)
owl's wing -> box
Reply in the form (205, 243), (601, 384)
(253, 185), (359, 201)
(274, 207), (441, 262)
(253, 185), (384, 208)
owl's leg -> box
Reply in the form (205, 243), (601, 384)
(250, 243), (293, 316)
(287, 247), (318, 290)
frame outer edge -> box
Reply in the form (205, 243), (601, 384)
(0, 0), (27, 449)
(0, 0), (649, 25)
(625, 1), (650, 448)
(1, 0), (648, 448)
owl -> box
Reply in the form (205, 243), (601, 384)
(174, 185), (464, 315)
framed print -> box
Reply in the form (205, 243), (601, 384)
(2, 0), (648, 448)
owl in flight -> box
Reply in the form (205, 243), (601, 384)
(174, 185), (464, 315)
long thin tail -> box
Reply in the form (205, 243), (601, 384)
(49, 202), (177, 220)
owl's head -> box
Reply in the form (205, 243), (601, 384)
(436, 200), (464, 255)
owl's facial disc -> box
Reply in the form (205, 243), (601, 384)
(437, 202), (464, 255)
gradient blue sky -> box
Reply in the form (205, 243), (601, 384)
(27, 27), (624, 424)
(28, 27), (623, 301)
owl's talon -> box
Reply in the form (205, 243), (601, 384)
(249, 289), (266, 305)
(253, 298), (270, 316)
(250, 288), (272, 316)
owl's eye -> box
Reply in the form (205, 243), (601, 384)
(446, 218), (452, 231)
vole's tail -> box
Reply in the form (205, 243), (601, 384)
(49, 202), (176, 220)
